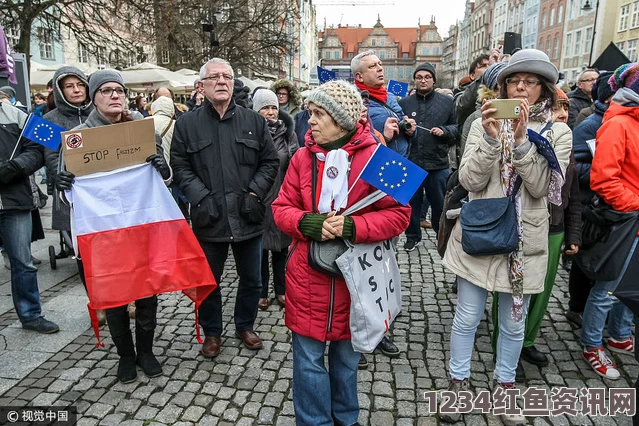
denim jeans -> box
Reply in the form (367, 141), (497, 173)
(292, 332), (360, 426)
(450, 277), (530, 383)
(199, 236), (263, 337)
(0, 210), (41, 323)
(581, 237), (638, 348)
(261, 249), (286, 298)
(405, 168), (450, 241)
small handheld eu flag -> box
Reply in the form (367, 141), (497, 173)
(358, 144), (428, 205)
(527, 129), (564, 179)
(387, 80), (409, 97)
(317, 66), (337, 84)
(22, 114), (65, 151)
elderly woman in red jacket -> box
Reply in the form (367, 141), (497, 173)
(272, 80), (410, 426)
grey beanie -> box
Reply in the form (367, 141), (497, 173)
(413, 62), (436, 82)
(497, 49), (559, 86)
(88, 70), (126, 100)
(481, 62), (508, 91)
(252, 89), (279, 113)
(306, 80), (363, 131)
(0, 86), (16, 98)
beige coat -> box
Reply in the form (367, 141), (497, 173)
(442, 117), (572, 294)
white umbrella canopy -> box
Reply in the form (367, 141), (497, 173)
(238, 76), (259, 92)
(123, 62), (168, 71)
(29, 61), (65, 91)
(120, 66), (196, 94)
(175, 68), (199, 77)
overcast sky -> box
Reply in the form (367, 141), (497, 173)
(314, 0), (468, 38)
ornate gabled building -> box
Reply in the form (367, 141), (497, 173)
(317, 16), (444, 86)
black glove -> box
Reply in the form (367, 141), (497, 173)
(0, 160), (21, 185)
(56, 170), (75, 191)
(146, 154), (171, 180)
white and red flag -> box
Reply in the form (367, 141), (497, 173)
(67, 163), (216, 344)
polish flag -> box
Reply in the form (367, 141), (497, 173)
(67, 163), (216, 343)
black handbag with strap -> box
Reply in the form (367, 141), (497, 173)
(307, 154), (348, 277)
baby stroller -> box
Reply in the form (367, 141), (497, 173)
(48, 230), (74, 270)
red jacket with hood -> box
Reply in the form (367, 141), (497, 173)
(272, 121), (411, 342)
(591, 102), (639, 212)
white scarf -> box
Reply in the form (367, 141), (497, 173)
(316, 149), (349, 213)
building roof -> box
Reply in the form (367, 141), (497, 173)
(386, 28), (417, 57)
(333, 27), (373, 56)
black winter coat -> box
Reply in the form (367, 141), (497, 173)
(573, 101), (608, 205)
(567, 88), (593, 129)
(171, 98), (279, 243)
(399, 90), (458, 171)
(0, 104), (44, 211)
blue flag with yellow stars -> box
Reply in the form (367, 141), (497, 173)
(387, 79), (409, 97)
(359, 144), (428, 205)
(527, 128), (564, 179)
(318, 66), (336, 84)
(22, 114), (65, 151)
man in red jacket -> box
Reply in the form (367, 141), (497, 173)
(581, 63), (639, 380)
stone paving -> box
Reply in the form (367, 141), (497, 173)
(0, 199), (636, 425)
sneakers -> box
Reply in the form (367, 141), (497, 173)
(583, 347), (620, 379)
(22, 317), (60, 334)
(607, 337), (635, 354)
(358, 353), (368, 370)
(494, 381), (526, 426)
(404, 240), (417, 251)
(440, 378), (471, 423)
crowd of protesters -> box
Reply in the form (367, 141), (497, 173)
(1, 47), (639, 425)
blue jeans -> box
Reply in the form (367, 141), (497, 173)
(0, 210), (41, 323)
(199, 236), (263, 336)
(405, 168), (450, 241)
(450, 277), (531, 383)
(292, 332), (360, 426)
(581, 237), (638, 348)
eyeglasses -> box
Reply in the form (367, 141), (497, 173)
(202, 74), (234, 82)
(415, 75), (433, 81)
(505, 78), (541, 88)
(579, 78), (597, 83)
(96, 87), (127, 97)
(63, 83), (86, 90)
(276, 92), (289, 97)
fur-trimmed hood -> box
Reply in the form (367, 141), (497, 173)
(270, 79), (302, 110)
(476, 84), (499, 104)
(278, 109), (295, 139)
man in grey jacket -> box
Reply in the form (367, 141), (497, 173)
(0, 102), (58, 333)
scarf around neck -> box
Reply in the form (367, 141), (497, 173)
(314, 130), (357, 213)
(355, 80), (387, 104)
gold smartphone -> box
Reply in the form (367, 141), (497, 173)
(490, 99), (522, 119)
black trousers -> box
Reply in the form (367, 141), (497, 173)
(105, 295), (158, 340)
(568, 262), (595, 313)
(261, 248), (287, 298)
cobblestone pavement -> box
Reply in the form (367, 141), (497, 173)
(0, 220), (636, 425)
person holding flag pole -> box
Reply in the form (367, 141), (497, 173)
(0, 99), (59, 334)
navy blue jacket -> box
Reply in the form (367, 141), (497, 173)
(572, 100), (608, 204)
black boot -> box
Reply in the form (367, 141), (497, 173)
(106, 306), (137, 384)
(136, 329), (162, 377)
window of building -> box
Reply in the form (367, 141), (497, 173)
(632, 1), (639, 28)
(77, 42), (89, 63)
(585, 27), (593, 54)
(333, 51), (340, 59)
(558, 5), (564, 23)
(433, 46), (440, 55)
(403, 53), (408, 58)
(617, 41), (625, 51)
(38, 28), (54, 60)
(422, 47), (430, 55)
(161, 50), (170, 64)
(380, 38), (385, 46)
(97, 46), (106, 68)
(387, 67), (394, 78)
(541, 12), (547, 29)
(5, 26), (19, 49)
(553, 36), (559, 58)
(379, 51), (386, 59)
(565, 33), (572, 56)
(574, 30), (581, 56)
(628, 39), (638, 61)
(550, 8), (555, 26)
(372, 39), (376, 47)
(347, 52), (354, 59)
(620, 4), (630, 31)
(568, 0), (575, 19)
(324, 51), (330, 59)
(398, 67), (404, 78)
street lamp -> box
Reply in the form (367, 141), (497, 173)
(202, 8), (224, 58)
(582, 0), (599, 66)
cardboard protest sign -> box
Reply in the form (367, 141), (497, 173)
(62, 119), (157, 177)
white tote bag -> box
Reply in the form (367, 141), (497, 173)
(336, 239), (402, 353)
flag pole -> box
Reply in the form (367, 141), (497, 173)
(9, 113), (31, 160)
(347, 143), (380, 196)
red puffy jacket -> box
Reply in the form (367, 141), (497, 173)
(272, 121), (411, 342)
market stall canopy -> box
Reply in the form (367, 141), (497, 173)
(121, 63), (196, 93)
(175, 68), (200, 77)
(29, 61), (64, 91)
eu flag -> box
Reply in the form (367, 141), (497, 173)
(387, 80), (409, 97)
(318, 66), (336, 84)
(22, 114), (65, 151)
(359, 144), (428, 205)
(527, 129), (564, 179)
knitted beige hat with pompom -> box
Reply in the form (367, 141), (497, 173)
(306, 80), (363, 131)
